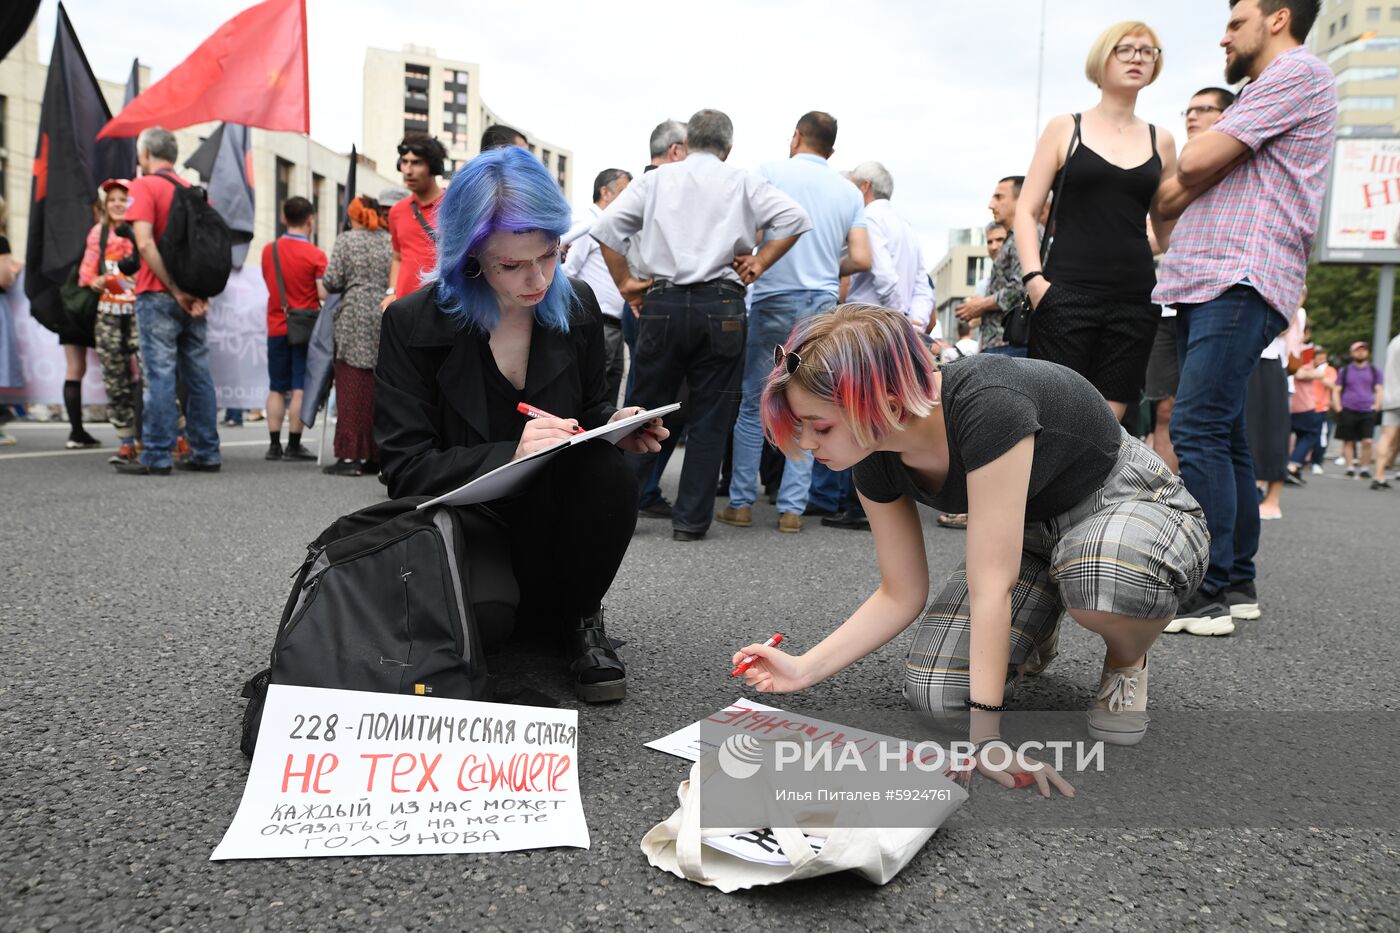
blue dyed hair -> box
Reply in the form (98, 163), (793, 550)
(426, 147), (575, 333)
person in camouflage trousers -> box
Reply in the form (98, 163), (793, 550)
(79, 180), (143, 464)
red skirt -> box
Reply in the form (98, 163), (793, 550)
(333, 361), (378, 462)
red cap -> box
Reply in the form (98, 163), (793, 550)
(100, 178), (131, 193)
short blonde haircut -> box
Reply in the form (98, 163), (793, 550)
(1085, 21), (1163, 88)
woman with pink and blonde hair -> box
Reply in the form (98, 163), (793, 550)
(732, 304), (1208, 794)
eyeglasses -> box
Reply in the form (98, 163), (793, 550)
(774, 344), (802, 375)
(1113, 44), (1161, 63)
(1181, 105), (1223, 118)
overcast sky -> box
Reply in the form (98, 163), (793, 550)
(39, 0), (1241, 263)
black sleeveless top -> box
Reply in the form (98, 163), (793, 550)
(1044, 116), (1160, 304)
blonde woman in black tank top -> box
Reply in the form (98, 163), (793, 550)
(1014, 20), (1179, 420)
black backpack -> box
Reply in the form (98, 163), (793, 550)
(239, 497), (518, 756)
(153, 171), (233, 299)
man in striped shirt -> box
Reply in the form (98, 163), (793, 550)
(1153, 0), (1336, 634)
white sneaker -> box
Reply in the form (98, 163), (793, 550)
(0, 429), (14, 446)
(1334, 456), (1346, 466)
(1310, 464), (1324, 476)
(1172, 592), (1236, 637)
(1087, 654), (1150, 746)
(1163, 616), (1187, 633)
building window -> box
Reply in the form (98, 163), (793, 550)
(1338, 95), (1397, 110)
(336, 182), (345, 231)
(556, 153), (567, 189)
(1336, 65), (1400, 83)
(1392, 6), (1400, 20)
(1367, 6), (1380, 19)
(275, 157), (293, 238)
(1341, 12), (1348, 28)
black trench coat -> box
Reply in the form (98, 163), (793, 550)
(373, 279), (616, 499)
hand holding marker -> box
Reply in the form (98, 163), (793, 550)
(731, 633), (783, 677)
(517, 402), (583, 434)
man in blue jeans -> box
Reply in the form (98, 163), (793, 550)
(592, 109), (810, 541)
(716, 112), (870, 533)
(114, 126), (221, 475)
(1153, 0), (1335, 635)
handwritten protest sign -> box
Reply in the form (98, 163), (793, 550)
(212, 685), (589, 860)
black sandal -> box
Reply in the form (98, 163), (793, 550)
(568, 608), (627, 703)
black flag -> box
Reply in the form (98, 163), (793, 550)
(0, 0), (42, 63)
(24, 4), (127, 331)
(340, 145), (357, 232)
(185, 123), (255, 266)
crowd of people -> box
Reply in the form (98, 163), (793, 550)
(1, 0), (1397, 784)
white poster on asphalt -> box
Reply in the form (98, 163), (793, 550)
(212, 685), (589, 860)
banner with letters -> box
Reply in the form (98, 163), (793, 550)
(0, 266), (269, 407)
(212, 685), (589, 860)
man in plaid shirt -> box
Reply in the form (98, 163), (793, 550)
(1153, 0), (1335, 635)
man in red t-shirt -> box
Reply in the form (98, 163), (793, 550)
(116, 126), (221, 476)
(382, 134), (447, 307)
(260, 196), (327, 461)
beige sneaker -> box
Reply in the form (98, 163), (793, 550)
(777, 512), (802, 533)
(715, 505), (753, 528)
(1087, 654), (1150, 746)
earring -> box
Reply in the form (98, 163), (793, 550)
(464, 257), (483, 279)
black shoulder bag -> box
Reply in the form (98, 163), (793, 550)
(273, 239), (319, 347)
(59, 224), (111, 334)
(1004, 113), (1081, 348)
(411, 202), (437, 243)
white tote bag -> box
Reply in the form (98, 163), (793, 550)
(641, 748), (964, 893)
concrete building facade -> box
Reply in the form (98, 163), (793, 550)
(931, 227), (991, 340)
(362, 45), (572, 200)
(1310, 0), (1400, 137)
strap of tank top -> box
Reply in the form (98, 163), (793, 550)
(1149, 123), (1157, 152)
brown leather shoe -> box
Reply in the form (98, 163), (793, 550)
(715, 505), (753, 528)
(777, 512), (802, 533)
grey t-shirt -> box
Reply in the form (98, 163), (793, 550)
(853, 355), (1122, 521)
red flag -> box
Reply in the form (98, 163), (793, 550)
(97, 0), (308, 139)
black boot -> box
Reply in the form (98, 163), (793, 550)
(568, 608), (626, 703)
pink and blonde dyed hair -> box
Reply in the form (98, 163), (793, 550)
(760, 304), (940, 458)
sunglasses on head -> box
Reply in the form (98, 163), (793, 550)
(773, 344), (802, 375)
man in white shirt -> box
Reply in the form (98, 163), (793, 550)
(592, 109), (811, 541)
(844, 161), (936, 333)
(717, 111), (871, 534)
(562, 167), (632, 405)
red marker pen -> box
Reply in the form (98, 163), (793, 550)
(517, 402), (583, 434)
(731, 633), (783, 677)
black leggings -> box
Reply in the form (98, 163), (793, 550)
(485, 441), (639, 648)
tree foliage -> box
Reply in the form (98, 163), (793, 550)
(1305, 263), (1399, 354)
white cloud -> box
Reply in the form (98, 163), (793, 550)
(40, 0), (1236, 265)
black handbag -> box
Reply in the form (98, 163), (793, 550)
(1004, 114), (1081, 348)
(272, 239), (319, 347)
(58, 224), (110, 334)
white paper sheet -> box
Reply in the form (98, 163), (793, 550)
(417, 402), (680, 509)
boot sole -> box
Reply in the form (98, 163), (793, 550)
(1182, 616), (1236, 636)
(576, 678), (626, 703)
(1087, 722), (1147, 746)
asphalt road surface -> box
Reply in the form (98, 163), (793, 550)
(3, 421), (1397, 932)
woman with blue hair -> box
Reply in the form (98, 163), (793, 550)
(375, 147), (667, 702)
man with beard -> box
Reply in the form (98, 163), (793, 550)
(1153, 0), (1335, 635)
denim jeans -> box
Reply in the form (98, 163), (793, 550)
(1288, 410), (1326, 467)
(625, 281), (746, 534)
(1170, 285), (1284, 596)
(728, 290), (835, 513)
(135, 292), (220, 468)
(982, 344), (1028, 358)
